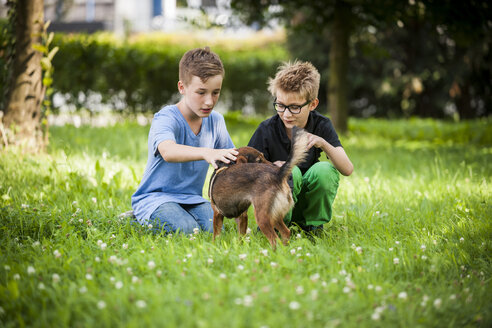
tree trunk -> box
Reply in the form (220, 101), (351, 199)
(328, 0), (351, 133)
(2, 0), (45, 151)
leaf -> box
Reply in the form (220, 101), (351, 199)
(32, 43), (47, 54)
(40, 57), (52, 70)
(47, 46), (59, 61)
(47, 32), (54, 46)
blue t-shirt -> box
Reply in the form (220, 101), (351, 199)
(131, 105), (234, 224)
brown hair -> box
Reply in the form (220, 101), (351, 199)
(268, 61), (320, 101)
(179, 47), (224, 85)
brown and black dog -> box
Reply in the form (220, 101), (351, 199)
(209, 127), (309, 248)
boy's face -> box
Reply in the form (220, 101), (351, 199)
(178, 75), (223, 118)
(275, 89), (318, 130)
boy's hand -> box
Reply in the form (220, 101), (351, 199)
(273, 160), (285, 167)
(306, 132), (327, 150)
(204, 148), (238, 169)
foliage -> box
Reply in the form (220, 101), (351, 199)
(50, 32), (288, 114)
(231, 0), (492, 119)
(0, 117), (491, 327)
(0, 4), (16, 111)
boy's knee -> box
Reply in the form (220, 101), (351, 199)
(306, 162), (340, 187)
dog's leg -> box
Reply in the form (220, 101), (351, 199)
(235, 211), (248, 236)
(274, 219), (291, 246)
(254, 207), (278, 249)
(213, 210), (224, 242)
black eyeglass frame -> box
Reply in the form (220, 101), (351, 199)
(273, 98), (312, 114)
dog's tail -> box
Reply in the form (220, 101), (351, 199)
(278, 127), (309, 181)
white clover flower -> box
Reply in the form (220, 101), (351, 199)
(395, 241), (400, 245)
(78, 219), (83, 223)
(108, 255), (117, 264)
(127, 267), (132, 274)
(364, 177), (370, 183)
(246, 227), (252, 234)
(260, 249), (268, 257)
(393, 258), (400, 264)
(331, 278), (338, 284)
(95, 256), (101, 262)
(110, 277), (115, 282)
(72, 201), (78, 206)
(132, 276), (139, 283)
(375, 286), (382, 292)
(421, 244), (426, 251)
(311, 289), (318, 300)
(136, 300), (147, 308)
(52, 273), (60, 283)
(290, 248), (296, 255)
(295, 286), (304, 294)
(339, 269), (347, 276)
(207, 258), (214, 264)
(148, 224), (153, 229)
(310, 273), (320, 282)
(449, 294), (456, 300)
(115, 281), (123, 289)
(38, 282), (45, 290)
(219, 273), (227, 279)
(79, 286), (87, 293)
(156, 270), (162, 278)
(97, 301), (106, 309)
(234, 298), (243, 305)
(355, 246), (363, 254)
(147, 261), (156, 269)
(270, 262), (278, 268)
(368, 284), (374, 290)
(186, 253), (192, 258)
(97, 240), (103, 246)
(371, 312), (381, 321)
(296, 233), (302, 239)
(237, 265), (244, 271)
(4, 265), (10, 271)
(193, 227), (200, 235)
(343, 286), (351, 293)
(85, 273), (93, 280)
(433, 298), (442, 309)
(22, 204), (29, 208)
(306, 253), (311, 257)
(27, 266), (35, 275)
(53, 249), (61, 258)
(122, 243), (128, 249)
(421, 255), (428, 260)
(388, 247), (394, 252)
(398, 292), (408, 300)
(91, 197), (97, 203)
(238, 254), (247, 260)
(460, 237), (464, 243)
(243, 295), (253, 307)
(289, 301), (300, 310)
(100, 243), (107, 250)
(32, 241), (40, 247)
(140, 250), (145, 254)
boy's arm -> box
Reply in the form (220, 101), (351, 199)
(307, 133), (354, 176)
(158, 140), (238, 169)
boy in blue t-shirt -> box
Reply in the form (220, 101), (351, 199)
(132, 47), (238, 234)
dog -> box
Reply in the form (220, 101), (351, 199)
(209, 127), (309, 248)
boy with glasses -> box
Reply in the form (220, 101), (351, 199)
(248, 61), (353, 232)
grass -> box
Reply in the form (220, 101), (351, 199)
(0, 116), (491, 327)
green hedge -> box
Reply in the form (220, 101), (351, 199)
(51, 33), (289, 113)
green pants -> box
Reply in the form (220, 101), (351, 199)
(285, 162), (340, 227)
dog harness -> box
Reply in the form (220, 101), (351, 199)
(208, 166), (228, 207)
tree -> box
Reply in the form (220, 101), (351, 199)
(1, 0), (45, 151)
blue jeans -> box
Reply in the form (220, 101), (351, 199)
(149, 202), (214, 234)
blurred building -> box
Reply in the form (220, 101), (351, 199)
(39, 0), (237, 34)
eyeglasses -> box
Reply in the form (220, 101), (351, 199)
(273, 98), (311, 114)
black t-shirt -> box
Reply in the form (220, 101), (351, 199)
(247, 111), (342, 174)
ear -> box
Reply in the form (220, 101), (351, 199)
(177, 81), (185, 95)
(236, 156), (248, 164)
(309, 98), (319, 111)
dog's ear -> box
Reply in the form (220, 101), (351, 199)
(236, 155), (248, 164)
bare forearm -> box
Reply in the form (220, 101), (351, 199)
(159, 142), (209, 162)
(321, 142), (354, 176)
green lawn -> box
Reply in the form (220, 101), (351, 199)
(0, 116), (491, 327)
